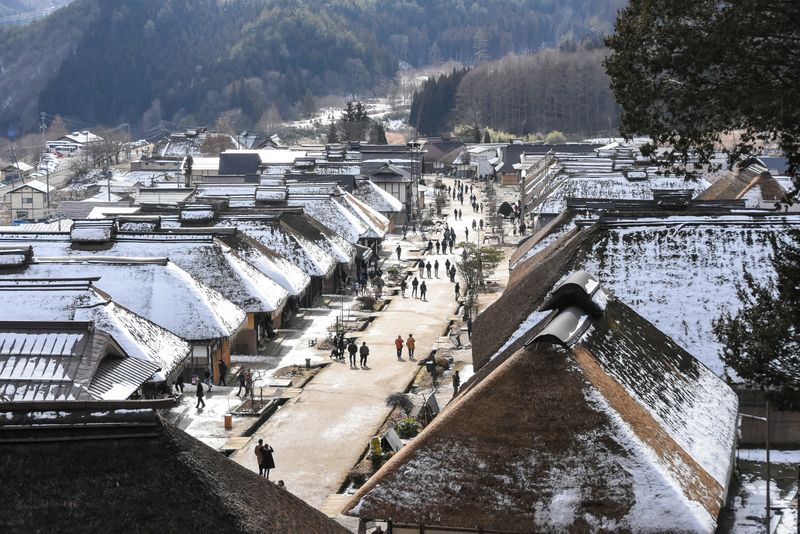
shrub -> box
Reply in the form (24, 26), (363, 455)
(357, 295), (377, 311)
(396, 417), (420, 439)
(386, 393), (414, 415)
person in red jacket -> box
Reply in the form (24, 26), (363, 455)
(395, 335), (404, 360)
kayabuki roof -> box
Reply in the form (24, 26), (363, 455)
(1, 258), (246, 341)
(226, 218), (337, 278)
(0, 282), (190, 381)
(0, 233), (289, 314)
(353, 180), (404, 213)
(347, 274), (738, 533)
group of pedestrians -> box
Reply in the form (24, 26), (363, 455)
(409, 276), (427, 300)
(394, 334), (416, 360)
(346, 339), (372, 368)
(254, 439), (276, 479)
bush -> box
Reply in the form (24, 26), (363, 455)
(357, 295), (377, 311)
(396, 417), (420, 439)
(386, 392), (414, 415)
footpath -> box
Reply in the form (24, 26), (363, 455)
(229, 177), (486, 510)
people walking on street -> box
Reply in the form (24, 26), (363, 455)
(347, 339), (358, 368)
(395, 335), (404, 359)
(455, 282), (461, 301)
(418, 259), (425, 278)
(420, 281), (428, 301)
(452, 370), (461, 396)
(411, 276), (419, 298)
(359, 342), (370, 367)
(434, 259), (439, 277)
(217, 360), (227, 386)
(450, 265), (457, 282)
(255, 439), (266, 476)
(174, 373), (184, 394)
(449, 239), (454, 253)
(425, 261), (432, 278)
(472, 219), (477, 230)
(262, 442), (275, 479)
(400, 278), (407, 297)
(406, 334), (416, 359)
(467, 317), (473, 339)
(445, 258), (451, 274)
(395, 244), (401, 260)
(427, 240), (433, 253)
(245, 368), (254, 397)
(435, 241), (441, 254)
(236, 369), (247, 396)
(195, 381), (205, 409)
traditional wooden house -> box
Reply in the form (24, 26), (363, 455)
(352, 178), (404, 231)
(0, 321), (161, 401)
(0, 225), (290, 366)
(346, 273), (739, 533)
(0, 254), (246, 383)
(0, 280), (190, 388)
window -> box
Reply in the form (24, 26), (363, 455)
(15, 210), (28, 218)
(22, 197), (33, 204)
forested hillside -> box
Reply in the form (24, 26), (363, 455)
(0, 0), (626, 135)
(411, 48), (619, 137)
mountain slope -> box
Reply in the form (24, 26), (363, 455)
(0, 0), (627, 134)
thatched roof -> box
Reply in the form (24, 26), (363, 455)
(0, 401), (349, 534)
(480, 211), (800, 375)
(345, 274), (738, 533)
(700, 166), (788, 206)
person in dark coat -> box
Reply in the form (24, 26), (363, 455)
(217, 360), (227, 386)
(395, 244), (401, 260)
(173, 373), (184, 394)
(420, 281), (428, 301)
(434, 259), (439, 277)
(347, 340), (358, 368)
(450, 266), (457, 282)
(454, 282), (461, 301)
(445, 258), (451, 273)
(427, 240), (433, 253)
(435, 241), (441, 254)
(467, 317), (473, 339)
(411, 276), (419, 298)
(359, 342), (370, 367)
(400, 278), (407, 297)
(452, 370), (461, 396)
(425, 261), (432, 278)
(195, 381), (205, 409)
(236, 369), (247, 396)
(255, 438), (266, 476)
(261, 442), (275, 479)
(204, 368), (213, 391)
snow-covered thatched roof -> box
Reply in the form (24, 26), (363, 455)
(0, 258), (245, 341)
(346, 273), (738, 533)
(492, 212), (800, 376)
(0, 231), (289, 314)
(352, 180), (403, 214)
(0, 280), (190, 382)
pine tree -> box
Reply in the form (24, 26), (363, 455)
(713, 231), (800, 406)
(369, 123), (387, 144)
(482, 130), (491, 143)
(326, 122), (340, 143)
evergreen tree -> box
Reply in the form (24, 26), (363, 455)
(482, 130), (491, 143)
(326, 122), (340, 143)
(605, 0), (800, 195)
(369, 123), (388, 144)
(713, 231), (800, 406)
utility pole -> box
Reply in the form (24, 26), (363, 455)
(766, 397), (770, 532)
(39, 112), (47, 154)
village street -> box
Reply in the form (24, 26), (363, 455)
(229, 176), (496, 514)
